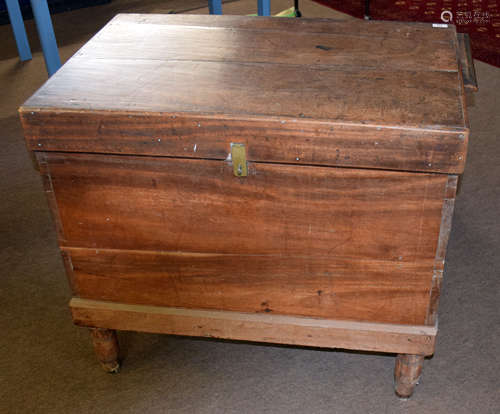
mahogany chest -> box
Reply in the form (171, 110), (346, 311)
(20, 14), (476, 397)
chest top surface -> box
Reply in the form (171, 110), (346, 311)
(20, 14), (469, 174)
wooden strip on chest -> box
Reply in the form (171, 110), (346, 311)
(22, 57), (464, 130)
(65, 247), (434, 325)
(21, 111), (468, 174)
(76, 20), (458, 72)
(70, 297), (437, 355)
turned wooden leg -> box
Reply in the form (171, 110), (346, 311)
(89, 328), (120, 373)
(394, 354), (424, 398)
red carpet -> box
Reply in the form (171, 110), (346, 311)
(312, 0), (500, 67)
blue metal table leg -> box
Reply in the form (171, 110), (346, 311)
(5, 0), (32, 61)
(258, 0), (270, 16)
(30, 0), (61, 76)
(208, 0), (222, 15)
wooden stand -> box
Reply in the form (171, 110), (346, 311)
(75, 298), (435, 395)
(394, 354), (424, 398)
(86, 320), (427, 398)
(83, 302), (428, 398)
(89, 328), (120, 373)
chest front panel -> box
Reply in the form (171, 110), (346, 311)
(41, 152), (448, 325)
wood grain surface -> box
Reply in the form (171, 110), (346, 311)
(64, 247), (434, 325)
(42, 152), (447, 261)
(21, 58), (464, 128)
(20, 14), (468, 175)
(105, 14), (457, 43)
(74, 16), (459, 72)
(70, 298), (437, 355)
(21, 110), (468, 174)
(39, 151), (451, 325)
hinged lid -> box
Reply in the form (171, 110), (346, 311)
(20, 14), (469, 174)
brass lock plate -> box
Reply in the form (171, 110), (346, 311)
(231, 143), (248, 177)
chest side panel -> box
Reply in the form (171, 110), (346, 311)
(41, 152), (448, 325)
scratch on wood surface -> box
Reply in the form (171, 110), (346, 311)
(315, 45), (332, 51)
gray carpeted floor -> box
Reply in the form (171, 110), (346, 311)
(1, 1), (499, 413)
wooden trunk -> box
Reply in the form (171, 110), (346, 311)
(20, 14), (475, 397)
